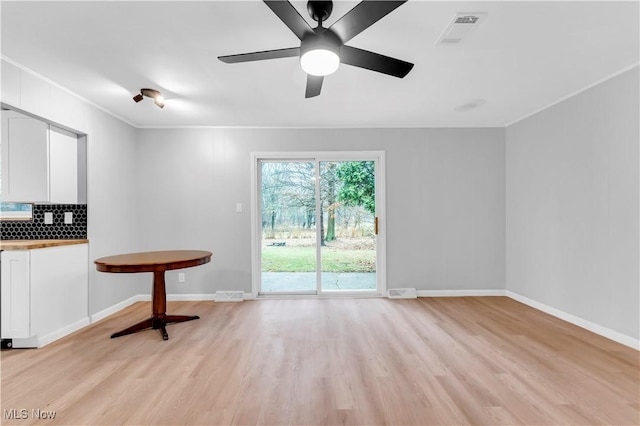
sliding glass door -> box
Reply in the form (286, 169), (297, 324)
(253, 152), (385, 296)
(318, 161), (377, 292)
(260, 160), (317, 293)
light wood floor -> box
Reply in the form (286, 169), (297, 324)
(1, 297), (638, 425)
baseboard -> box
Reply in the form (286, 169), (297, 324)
(10, 336), (39, 349)
(36, 317), (91, 348)
(169, 292), (254, 301)
(167, 294), (216, 301)
(417, 289), (507, 297)
(12, 317), (92, 348)
(21, 294), (221, 348)
(90, 294), (149, 323)
(89, 293), (244, 323)
(506, 291), (639, 350)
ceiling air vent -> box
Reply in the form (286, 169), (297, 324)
(437, 12), (487, 45)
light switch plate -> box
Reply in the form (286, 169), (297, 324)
(235, 202), (243, 213)
(64, 212), (73, 224)
(44, 212), (53, 224)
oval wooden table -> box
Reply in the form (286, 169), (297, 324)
(95, 250), (212, 341)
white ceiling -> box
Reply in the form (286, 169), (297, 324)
(1, 1), (638, 128)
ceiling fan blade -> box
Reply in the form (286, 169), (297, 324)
(329, 1), (407, 44)
(218, 47), (300, 63)
(340, 45), (413, 78)
(264, 1), (314, 40)
(305, 75), (324, 98)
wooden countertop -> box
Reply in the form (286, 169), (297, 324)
(0, 239), (89, 250)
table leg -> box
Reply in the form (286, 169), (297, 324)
(152, 271), (167, 318)
(110, 270), (200, 340)
(151, 317), (169, 341)
(110, 318), (154, 339)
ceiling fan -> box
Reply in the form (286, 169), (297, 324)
(218, 0), (414, 98)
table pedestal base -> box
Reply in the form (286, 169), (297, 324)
(111, 315), (199, 340)
(97, 263), (210, 342)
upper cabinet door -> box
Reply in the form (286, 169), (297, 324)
(1, 110), (49, 202)
(49, 126), (78, 204)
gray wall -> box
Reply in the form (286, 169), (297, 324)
(135, 127), (506, 295)
(506, 66), (640, 339)
(86, 108), (147, 315)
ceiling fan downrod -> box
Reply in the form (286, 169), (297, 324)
(307, 1), (333, 27)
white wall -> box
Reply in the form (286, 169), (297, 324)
(1, 59), (146, 316)
(506, 66), (640, 340)
(135, 127), (506, 295)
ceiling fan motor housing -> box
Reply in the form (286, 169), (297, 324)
(301, 28), (342, 57)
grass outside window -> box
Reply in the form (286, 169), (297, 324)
(262, 245), (375, 273)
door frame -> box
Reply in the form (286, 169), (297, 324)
(250, 151), (386, 298)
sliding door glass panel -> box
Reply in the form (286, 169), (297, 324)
(260, 161), (317, 293)
(319, 161), (376, 292)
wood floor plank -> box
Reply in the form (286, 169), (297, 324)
(1, 297), (638, 425)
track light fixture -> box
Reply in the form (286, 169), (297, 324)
(133, 88), (165, 108)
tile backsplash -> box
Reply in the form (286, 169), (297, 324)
(1, 204), (87, 240)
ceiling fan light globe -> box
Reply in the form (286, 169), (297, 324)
(300, 49), (340, 76)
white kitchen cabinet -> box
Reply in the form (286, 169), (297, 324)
(2, 59), (89, 135)
(1, 110), (81, 203)
(0, 243), (89, 348)
(0, 251), (31, 338)
(49, 126), (78, 204)
(1, 110), (49, 202)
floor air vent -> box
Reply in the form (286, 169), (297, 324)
(388, 288), (417, 299)
(214, 291), (244, 302)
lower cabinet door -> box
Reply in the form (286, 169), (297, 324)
(1, 250), (31, 338)
(30, 244), (88, 337)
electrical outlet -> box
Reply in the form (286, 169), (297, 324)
(178, 273), (185, 283)
(64, 212), (73, 224)
(44, 212), (53, 224)
(235, 202), (243, 213)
